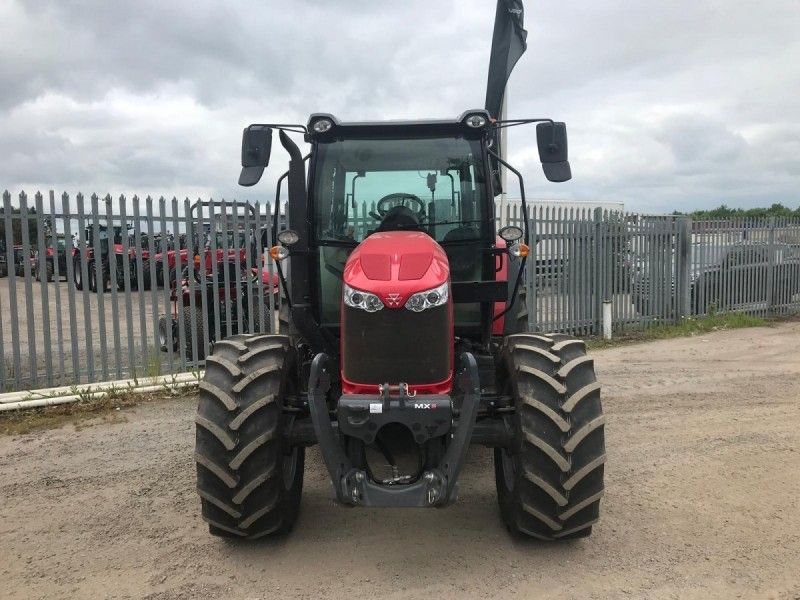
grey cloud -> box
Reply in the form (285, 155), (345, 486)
(1, 0), (799, 214)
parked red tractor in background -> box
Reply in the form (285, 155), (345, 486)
(73, 225), (132, 292)
(158, 203), (280, 359)
(33, 234), (72, 282)
(158, 258), (279, 360)
(154, 201), (258, 290)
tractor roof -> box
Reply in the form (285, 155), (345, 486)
(305, 110), (492, 141)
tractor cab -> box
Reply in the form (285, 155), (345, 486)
(241, 111), (570, 357)
(308, 114), (495, 341)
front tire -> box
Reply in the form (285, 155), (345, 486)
(35, 261), (52, 282)
(88, 265), (97, 292)
(194, 334), (304, 539)
(88, 262), (109, 293)
(495, 333), (605, 540)
(117, 260), (139, 291)
(183, 305), (206, 360)
(507, 286), (530, 335)
(73, 257), (84, 290)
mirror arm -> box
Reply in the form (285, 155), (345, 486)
(487, 149), (529, 246)
(273, 170), (290, 244)
(492, 117), (554, 131)
(487, 148), (530, 327)
(271, 154), (311, 309)
(350, 173), (363, 211)
(250, 123), (308, 135)
(492, 118), (561, 156)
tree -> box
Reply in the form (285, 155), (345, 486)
(0, 205), (41, 250)
(675, 203), (800, 220)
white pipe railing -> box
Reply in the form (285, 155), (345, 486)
(0, 372), (201, 412)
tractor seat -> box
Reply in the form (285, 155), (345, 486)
(216, 259), (246, 283)
(442, 226), (480, 281)
(375, 205), (421, 232)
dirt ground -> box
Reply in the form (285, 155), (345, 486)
(1, 323), (799, 599)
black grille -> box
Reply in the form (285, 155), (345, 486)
(343, 304), (450, 385)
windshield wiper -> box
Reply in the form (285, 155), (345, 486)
(317, 238), (358, 248)
(425, 219), (483, 227)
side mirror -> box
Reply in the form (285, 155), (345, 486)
(536, 122), (571, 183)
(238, 125), (273, 187)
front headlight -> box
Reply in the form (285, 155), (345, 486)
(405, 281), (449, 312)
(343, 283), (384, 312)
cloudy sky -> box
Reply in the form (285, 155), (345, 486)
(1, 0), (799, 214)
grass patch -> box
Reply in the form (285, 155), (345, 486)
(587, 312), (771, 350)
(0, 387), (195, 436)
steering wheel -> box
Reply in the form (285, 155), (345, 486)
(370, 193), (426, 222)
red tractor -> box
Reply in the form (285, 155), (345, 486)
(158, 259), (279, 360)
(192, 111), (604, 541)
(73, 225), (131, 292)
(33, 234), (73, 282)
(155, 201), (257, 289)
(12, 244), (35, 277)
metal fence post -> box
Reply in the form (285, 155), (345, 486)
(592, 207), (604, 335)
(527, 207), (536, 332)
(19, 193), (38, 387)
(766, 216), (776, 317)
(677, 216), (692, 320)
(34, 192), (54, 387)
(2, 191), (22, 389)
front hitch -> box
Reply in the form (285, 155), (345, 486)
(308, 352), (480, 507)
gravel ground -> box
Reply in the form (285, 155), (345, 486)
(1, 322), (799, 599)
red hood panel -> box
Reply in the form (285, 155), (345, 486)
(399, 252), (433, 280)
(344, 232), (449, 307)
(359, 253), (391, 281)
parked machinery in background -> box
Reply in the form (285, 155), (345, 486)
(33, 234), (73, 282)
(73, 224), (132, 293)
(154, 201), (258, 290)
(158, 258), (279, 360)
(13, 245), (34, 277)
(632, 241), (800, 316)
(0, 240), (7, 278)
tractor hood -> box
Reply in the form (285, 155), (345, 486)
(343, 231), (449, 308)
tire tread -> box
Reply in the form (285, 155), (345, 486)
(194, 333), (303, 539)
(495, 333), (605, 540)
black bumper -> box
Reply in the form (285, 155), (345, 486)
(308, 352), (480, 508)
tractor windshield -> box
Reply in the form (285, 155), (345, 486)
(312, 135), (491, 327)
(313, 136), (489, 245)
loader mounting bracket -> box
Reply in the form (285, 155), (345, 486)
(308, 352), (480, 507)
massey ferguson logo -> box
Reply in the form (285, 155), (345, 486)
(385, 293), (401, 307)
